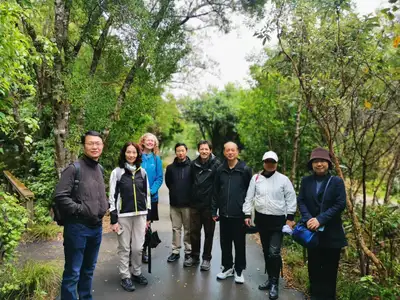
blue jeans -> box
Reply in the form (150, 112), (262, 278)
(61, 223), (102, 300)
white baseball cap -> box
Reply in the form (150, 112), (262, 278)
(262, 151), (278, 162)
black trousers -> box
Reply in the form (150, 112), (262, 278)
(255, 213), (283, 282)
(307, 247), (341, 300)
(190, 208), (216, 260)
(219, 216), (246, 272)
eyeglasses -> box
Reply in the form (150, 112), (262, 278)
(85, 142), (103, 147)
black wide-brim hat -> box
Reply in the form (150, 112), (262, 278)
(307, 147), (333, 170)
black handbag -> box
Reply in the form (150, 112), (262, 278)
(145, 226), (161, 274)
(144, 227), (161, 249)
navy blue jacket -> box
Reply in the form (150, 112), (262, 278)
(297, 174), (347, 248)
(165, 157), (191, 207)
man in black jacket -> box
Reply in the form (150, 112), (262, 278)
(165, 143), (192, 265)
(212, 141), (252, 284)
(54, 131), (108, 300)
(185, 140), (220, 270)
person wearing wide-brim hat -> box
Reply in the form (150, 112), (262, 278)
(243, 151), (296, 300)
(297, 147), (347, 300)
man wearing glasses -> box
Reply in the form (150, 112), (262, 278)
(54, 131), (108, 300)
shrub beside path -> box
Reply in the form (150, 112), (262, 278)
(18, 184), (304, 300)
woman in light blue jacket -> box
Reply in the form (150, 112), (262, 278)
(138, 132), (163, 262)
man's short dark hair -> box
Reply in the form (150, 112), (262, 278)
(81, 131), (103, 144)
(197, 140), (212, 150)
(175, 143), (188, 151)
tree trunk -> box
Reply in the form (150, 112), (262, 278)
(89, 15), (114, 76)
(53, 0), (72, 175)
(384, 149), (400, 204)
(290, 102), (302, 183)
(361, 160), (367, 221)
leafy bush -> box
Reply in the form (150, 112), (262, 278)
(0, 191), (28, 261)
(0, 260), (62, 300)
(26, 139), (57, 207)
(24, 224), (62, 242)
(337, 275), (400, 300)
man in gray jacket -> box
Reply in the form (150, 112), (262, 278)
(54, 131), (108, 300)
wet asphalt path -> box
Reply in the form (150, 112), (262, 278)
(90, 184), (304, 300)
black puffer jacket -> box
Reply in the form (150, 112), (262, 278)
(190, 154), (221, 209)
(165, 157), (191, 207)
(212, 160), (252, 218)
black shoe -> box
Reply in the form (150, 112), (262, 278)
(121, 278), (135, 292)
(269, 283), (279, 300)
(142, 252), (149, 263)
(259, 280), (272, 290)
(167, 253), (180, 262)
(132, 274), (148, 286)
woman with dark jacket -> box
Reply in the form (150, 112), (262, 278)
(297, 147), (347, 300)
(109, 142), (151, 292)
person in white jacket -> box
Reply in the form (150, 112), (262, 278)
(243, 151), (296, 300)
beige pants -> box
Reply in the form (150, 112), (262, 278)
(117, 215), (147, 279)
(170, 206), (191, 254)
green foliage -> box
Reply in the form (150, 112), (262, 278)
(183, 85), (243, 157)
(26, 139), (57, 213)
(0, 260), (62, 300)
(24, 224), (61, 242)
(0, 1), (38, 99)
(337, 275), (400, 300)
(0, 191), (28, 262)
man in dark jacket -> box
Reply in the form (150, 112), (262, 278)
(185, 140), (220, 270)
(212, 141), (252, 284)
(54, 131), (108, 300)
(165, 143), (192, 265)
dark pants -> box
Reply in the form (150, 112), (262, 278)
(190, 208), (216, 260)
(219, 216), (246, 272)
(61, 223), (102, 300)
(258, 229), (283, 282)
(307, 247), (341, 300)
(255, 212), (284, 282)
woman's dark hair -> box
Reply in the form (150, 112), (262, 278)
(81, 130), (102, 144)
(118, 142), (142, 168)
(175, 143), (188, 151)
(197, 140), (212, 150)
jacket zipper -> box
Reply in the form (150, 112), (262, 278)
(132, 171), (138, 213)
(227, 171), (231, 218)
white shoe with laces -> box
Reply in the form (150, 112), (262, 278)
(234, 270), (245, 284)
(216, 267), (234, 280)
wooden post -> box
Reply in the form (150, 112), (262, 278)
(3, 171), (35, 228)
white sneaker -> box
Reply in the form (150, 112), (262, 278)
(216, 267), (234, 280)
(234, 270), (245, 284)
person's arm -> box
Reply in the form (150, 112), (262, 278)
(108, 169), (118, 225)
(316, 177), (346, 226)
(54, 164), (81, 216)
(284, 177), (297, 221)
(165, 165), (172, 189)
(297, 177), (313, 222)
(150, 155), (163, 195)
(244, 166), (252, 189)
(211, 168), (220, 218)
(243, 175), (256, 223)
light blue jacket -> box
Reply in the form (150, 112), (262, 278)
(141, 153), (163, 202)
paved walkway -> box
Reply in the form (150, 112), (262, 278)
(18, 184), (304, 300)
